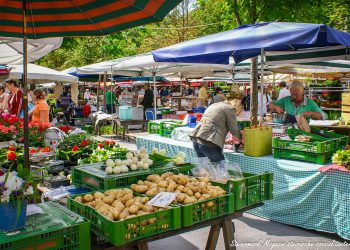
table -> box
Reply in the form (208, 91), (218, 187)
(100, 205), (261, 250)
(135, 134), (350, 241)
(117, 120), (148, 141)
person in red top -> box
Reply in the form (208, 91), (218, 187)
(83, 100), (91, 118)
(5, 79), (23, 116)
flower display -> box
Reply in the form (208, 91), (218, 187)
(0, 171), (35, 203)
(72, 146), (79, 151)
(7, 151), (17, 161)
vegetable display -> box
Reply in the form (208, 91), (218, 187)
(332, 148), (350, 170)
(74, 188), (168, 222)
(130, 172), (226, 204)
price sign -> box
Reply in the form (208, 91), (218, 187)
(147, 192), (177, 208)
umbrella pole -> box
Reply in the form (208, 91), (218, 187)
(260, 48), (265, 124)
(97, 74), (101, 111)
(250, 57), (258, 126)
(103, 71), (107, 113)
(22, 0), (30, 169)
(153, 70), (156, 121)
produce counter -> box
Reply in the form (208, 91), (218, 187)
(136, 134), (350, 241)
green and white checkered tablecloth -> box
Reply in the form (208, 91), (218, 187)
(136, 135), (350, 240)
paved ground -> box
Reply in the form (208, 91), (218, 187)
(92, 136), (350, 250)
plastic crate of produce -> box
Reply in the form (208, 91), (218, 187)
(160, 121), (185, 138)
(181, 192), (234, 227)
(0, 202), (90, 250)
(213, 172), (273, 211)
(272, 148), (335, 165)
(72, 163), (195, 191)
(147, 121), (162, 134)
(67, 194), (181, 246)
(272, 128), (338, 153)
(310, 127), (349, 148)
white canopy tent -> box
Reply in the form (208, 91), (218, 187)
(0, 37), (63, 64)
(3, 64), (79, 84)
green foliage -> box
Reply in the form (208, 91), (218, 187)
(36, 0), (350, 71)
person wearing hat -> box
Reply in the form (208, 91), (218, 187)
(189, 100), (242, 165)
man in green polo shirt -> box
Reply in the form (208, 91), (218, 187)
(106, 89), (117, 114)
(269, 81), (327, 121)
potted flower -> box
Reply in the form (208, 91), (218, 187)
(0, 157), (37, 231)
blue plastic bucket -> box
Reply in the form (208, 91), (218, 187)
(119, 106), (131, 120)
(0, 200), (27, 231)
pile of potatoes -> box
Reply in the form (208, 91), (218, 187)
(130, 172), (226, 204)
(74, 188), (166, 223)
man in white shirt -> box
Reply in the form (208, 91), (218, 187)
(278, 81), (290, 100)
(84, 89), (91, 101)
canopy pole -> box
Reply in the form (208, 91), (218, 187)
(110, 67), (113, 114)
(260, 48), (265, 124)
(153, 69), (157, 121)
(103, 71), (107, 113)
(250, 57), (258, 126)
(97, 74), (101, 111)
(22, 0), (30, 169)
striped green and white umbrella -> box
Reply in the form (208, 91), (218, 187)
(0, 0), (183, 38)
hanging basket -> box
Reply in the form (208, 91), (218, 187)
(0, 200), (27, 231)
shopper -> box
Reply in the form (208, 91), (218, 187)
(258, 87), (272, 116)
(184, 84), (194, 96)
(198, 83), (208, 106)
(140, 84), (154, 119)
(277, 81), (291, 100)
(212, 87), (226, 103)
(105, 89), (116, 114)
(269, 81), (327, 120)
(0, 86), (9, 113)
(30, 89), (49, 123)
(189, 100), (242, 163)
(84, 89), (91, 101)
(5, 79), (23, 116)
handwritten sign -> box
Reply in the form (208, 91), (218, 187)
(147, 192), (177, 208)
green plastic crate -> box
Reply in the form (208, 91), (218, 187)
(67, 194), (181, 246)
(0, 202), (90, 250)
(181, 192), (234, 227)
(310, 127), (349, 148)
(148, 121), (162, 134)
(72, 163), (195, 191)
(273, 148), (335, 165)
(213, 172), (273, 211)
(160, 121), (184, 138)
(272, 128), (338, 153)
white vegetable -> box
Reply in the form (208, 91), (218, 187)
(131, 157), (138, 164)
(142, 154), (149, 159)
(120, 165), (129, 173)
(159, 149), (166, 156)
(147, 159), (153, 166)
(113, 167), (121, 174)
(141, 158), (149, 163)
(139, 147), (147, 154)
(177, 152), (186, 159)
(105, 159), (115, 168)
(126, 152), (134, 159)
(115, 159), (122, 166)
(142, 162), (149, 169)
(126, 159), (133, 166)
(130, 164), (138, 171)
(137, 162), (143, 168)
(105, 166), (113, 174)
(173, 157), (185, 165)
(134, 150), (140, 157)
(152, 148), (159, 154)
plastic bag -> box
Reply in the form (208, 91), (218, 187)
(191, 157), (211, 178)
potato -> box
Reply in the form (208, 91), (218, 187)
(186, 189), (193, 196)
(174, 175), (190, 185)
(143, 204), (154, 213)
(129, 205), (139, 214)
(104, 190), (114, 197)
(147, 174), (161, 183)
(148, 218), (157, 224)
(125, 199), (135, 207)
(87, 201), (96, 207)
(184, 196), (197, 204)
(190, 186), (201, 193)
(134, 197), (142, 202)
(161, 172), (174, 179)
(194, 192), (202, 199)
(140, 197), (149, 204)
(176, 193), (186, 203)
(134, 201), (144, 210)
(176, 185), (185, 192)
(105, 212), (114, 221)
(112, 200), (124, 209)
(83, 194), (94, 203)
(209, 190), (218, 198)
(207, 201), (215, 207)
(94, 192), (105, 200)
(111, 208), (120, 220)
(125, 215), (137, 219)
(137, 210), (148, 216)
(144, 180), (153, 186)
(102, 195), (115, 205)
(145, 189), (158, 197)
(157, 181), (168, 188)
(159, 188), (166, 192)
(119, 210), (130, 220)
(74, 196), (83, 203)
(198, 177), (210, 183)
(137, 180), (145, 185)
(202, 194), (210, 200)
(121, 194), (134, 204)
(131, 184), (148, 194)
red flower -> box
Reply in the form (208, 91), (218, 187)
(80, 140), (88, 147)
(40, 148), (50, 153)
(18, 137), (24, 143)
(98, 143), (104, 148)
(7, 151), (17, 161)
(8, 146), (16, 151)
(105, 140), (110, 145)
(111, 141), (116, 145)
(72, 146), (79, 151)
(30, 149), (38, 154)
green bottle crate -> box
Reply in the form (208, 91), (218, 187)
(272, 128), (339, 153)
(147, 121), (162, 134)
(181, 192), (234, 227)
(310, 127), (349, 148)
(72, 163), (195, 191)
(273, 148), (335, 165)
(0, 202), (90, 250)
(160, 121), (184, 138)
(67, 194), (181, 246)
(213, 171), (273, 211)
